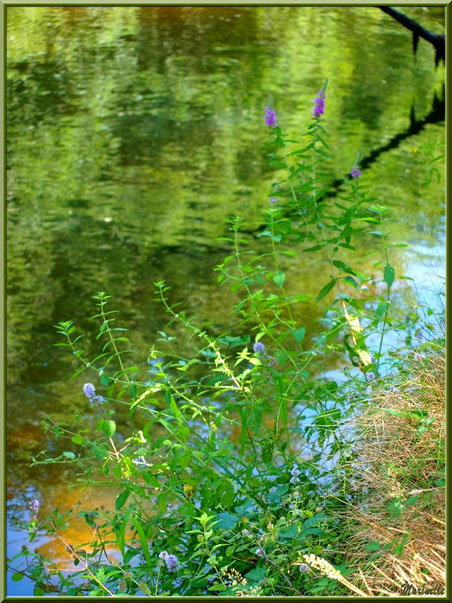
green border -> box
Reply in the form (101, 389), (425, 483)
(2, 2), (448, 601)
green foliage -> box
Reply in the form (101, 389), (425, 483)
(8, 88), (443, 597)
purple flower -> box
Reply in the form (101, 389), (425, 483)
(299, 563), (310, 574)
(269, 197), (278, 204)
(90, 395), (105, 406)
(313, 90), (326, 118)
(265, 106), (278, 128)
(351, 166), (361, 179)
(29, 499), (40, 516)
(253, 341), (265, 354)
(266, 355), (278, 368)
(161, 553), (179, 573)
(83, 383), (96, 399)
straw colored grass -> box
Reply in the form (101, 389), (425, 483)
(338, 345), (445, 596)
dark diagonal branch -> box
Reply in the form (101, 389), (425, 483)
(379, 6), (445, 65)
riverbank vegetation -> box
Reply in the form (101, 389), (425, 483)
(8, 83), (445, 597)
(339, 341), (445, 596)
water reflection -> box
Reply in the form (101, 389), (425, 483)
(7, 6), (444, 593)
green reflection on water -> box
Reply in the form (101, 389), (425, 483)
(7, 5), (444, 530)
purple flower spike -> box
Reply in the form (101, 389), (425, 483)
(253, 341), (265, 354)
(313, 90), (326, 118)
(351, 167), (361, 179)
(269, 197), (278, 204)
(83, 383), (96, 399)
(265, 106), (278, 128)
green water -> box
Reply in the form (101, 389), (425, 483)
(7, 6), (444, 591)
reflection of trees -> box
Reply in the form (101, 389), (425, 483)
(321, 86), (445, 203)
(7, 6), (445, 442)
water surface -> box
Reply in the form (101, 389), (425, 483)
(7, 6), (445, 594)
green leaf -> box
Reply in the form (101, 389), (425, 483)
(302, 244), (323, 253)
(262, 441), (274, 465)
(291, 327), (306, 343)
(405, 495), (419, 507)
(130, 517), (153, 569)
(332, 260), (356, 275)
(115, 489), (130, 511)
(235, 499), (254, 516)
(101, 420), (116, 438)
(279, 524), (298, 540)
(213, 512), (238, 530)
(12, 573), (24, 582)
(365, 541), (381, 552)
(383, 264), (395, 288)
(268, 160), (288, 169)
(245, 567), (266, 581)
(393, 537), (410, 556)
(300, 527), (326, 538)
(99, 374), (110, 386)
(71, 433), (84, 445)
(268, 484), (288, 502)
(273, 271), (285, 288)
(375, 302), (388, 320)
(303, 513), (327, 528)
(384, 409), (406, 418)
(316, 279), (336, 302)
(63, 451), (76, 459)
(208, 583), (226, 592)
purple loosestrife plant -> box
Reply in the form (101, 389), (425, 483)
(351, 166), (361, 178)
(313, 90), (326, 118)
(265, 106), (278, 128)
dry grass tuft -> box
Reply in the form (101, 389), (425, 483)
(338, 346), (445, 596)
